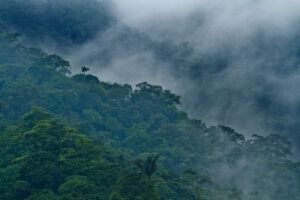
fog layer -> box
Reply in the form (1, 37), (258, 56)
(106, 0), (300, 150)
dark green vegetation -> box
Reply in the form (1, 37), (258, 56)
(0, 107), (198, 200)
(0, 1), (300, 199)
(0, 22), (299, 200)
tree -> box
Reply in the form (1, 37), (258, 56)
(81, 66), (90, 75)
(133, 154), (159, 179)
(41, 54), (71, 74)
(18, 107), (50, 131)
(109, 192), (125, 200)
(133, 82), (180, 105)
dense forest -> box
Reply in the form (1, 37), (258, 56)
(0, 0), (300, 199)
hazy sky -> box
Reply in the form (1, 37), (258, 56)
(112, 0), (300, 42)
(105, 0), (300, 146)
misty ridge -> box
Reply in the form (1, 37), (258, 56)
(0, 0), (300, 199)
(8, 0), (300, 153)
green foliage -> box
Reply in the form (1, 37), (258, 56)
(117, 172), (161, 200)
(134, 82), (181, 105)
(18, 106), (50, 131)
(0, 25), (299, 200)
(0, 108), (177, 200)
(27, 190), (59, 200)
(58, 176), (100, 200)
(109, 192), (125, 200)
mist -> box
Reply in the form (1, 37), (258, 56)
(4, 0), (300, 152)
(102, 0), (300, 145)
(112, 0), (300, 43)
(62, 1), (300, 196)
(56, 0), (299, 147)
(0, 1), (299, 198)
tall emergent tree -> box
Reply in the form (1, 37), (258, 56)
(81, 66), (90, 75)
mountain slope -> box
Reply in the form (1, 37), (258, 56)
(0, 24), (299, 199)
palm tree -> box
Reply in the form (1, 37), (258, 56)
(81, 66), (90, 75)
(133, 154), (159, 179)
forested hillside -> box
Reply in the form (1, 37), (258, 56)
(0, 0), (299, 149)
(0, 19), (299, 200)
(1, 0), (300, 199)
(2, 0), (300, 152)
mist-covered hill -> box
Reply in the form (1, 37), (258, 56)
(2, 0), (300, 155)
(0, 0), (300, 199)
(0, 18), (300, 199)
